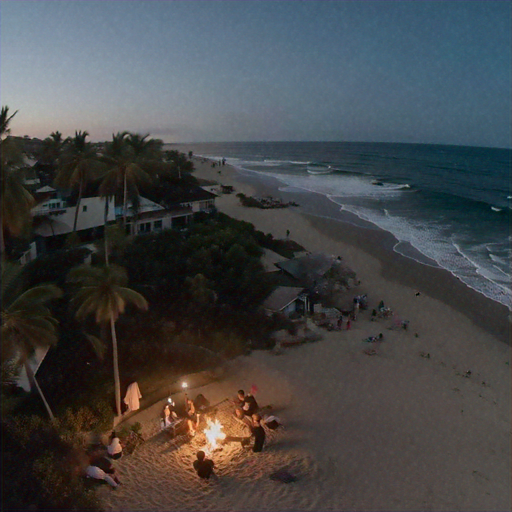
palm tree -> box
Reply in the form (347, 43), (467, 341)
(126, 133), (163, 162)
(1, 108), (34, 260)
(0, 105), (18, 139)
(67, 264), (148, 417)
(54, 131), (103, 233)
(1, 261), (63, 421)
(99, 132), (151, 230)
(41, 131), (65, 170)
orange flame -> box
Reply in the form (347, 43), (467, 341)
(204, 418), (226, 451)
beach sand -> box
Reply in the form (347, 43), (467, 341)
(97, 155), (511, 511)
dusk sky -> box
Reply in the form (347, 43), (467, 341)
(1, 1), (510, 148)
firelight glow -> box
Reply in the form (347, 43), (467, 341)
(204, 418), (226, 452)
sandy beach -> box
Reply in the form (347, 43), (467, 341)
(97, 155), (511, 512)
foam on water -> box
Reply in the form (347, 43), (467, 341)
(227, 158), (512, 309)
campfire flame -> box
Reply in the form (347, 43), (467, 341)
(204, 418), (226, 451)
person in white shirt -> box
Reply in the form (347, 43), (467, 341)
(107, 431), (123, 460)
(85, 464), (118, 488)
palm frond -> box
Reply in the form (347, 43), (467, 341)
(7, 284), (63, 313)
(84, 333), (106, 360)
(1, 261), (23, 307)
(117, 287), (149, 311)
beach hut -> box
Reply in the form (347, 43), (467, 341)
(263, 286), (307, 317)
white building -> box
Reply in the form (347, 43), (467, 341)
(32, 187), (116, 237)
(122, 197), (193, 235)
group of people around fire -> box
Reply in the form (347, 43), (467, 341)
(190, 389), (272, 480)
(86, 386), (280, 488)
(159, 387), (279, 480)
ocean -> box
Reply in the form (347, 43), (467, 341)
(176, 142), (511, 310)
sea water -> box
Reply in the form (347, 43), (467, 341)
(177, 142), (511, 310)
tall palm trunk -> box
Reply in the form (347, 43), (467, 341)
(123, 169), (128, 228)
(24, 361), (56, 422)
(110, 316), (122, 417)
(104, 197), (110, 266)
(0, 225), (5, 261)
(72, 178), (83, 233)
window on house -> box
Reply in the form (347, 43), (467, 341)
(138, 222), (151, 233)
(154, 220), (163, 231)
(82, 205), (87, 212)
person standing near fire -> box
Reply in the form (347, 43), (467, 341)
(185, 394), (200, 435)
(250, 414), (266, 452)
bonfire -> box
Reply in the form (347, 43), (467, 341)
(204, 418), (226, 453)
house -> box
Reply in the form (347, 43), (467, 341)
(32, 187), (116, 236)
(263, 286), (307, 317)
(31, 186), (116, 253)
(18, 241), (37, 266)
(16, 346), (50, 392)
(261, 248), (287, 273)
(275, 252), (335, 286)
(159, 185), (217, 214)
(118, 197), (194, 235)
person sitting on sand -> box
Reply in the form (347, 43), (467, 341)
(161, 400), (195, 437)
(90, 455), (121, 483)
(193, 451), (215, 479)
(250, 414), (266, 452)
(162, 401), (179, 427)
(107, 431), (122, 460)
(234, 389), (259, 419)
(87, 455), (121, 487)
(86, 465), (119, 488)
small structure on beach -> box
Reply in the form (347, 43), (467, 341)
(276, 253), (355, 287)
(221, 185), (234, 194)
(261, 248), (287, 273)
(263, 286), (307, 317)
(275, 253), (357, 310)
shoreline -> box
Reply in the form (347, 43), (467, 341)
(186, 146), (511, 312)
(238, 165), (511, 313)
(187, 152), (510, 345)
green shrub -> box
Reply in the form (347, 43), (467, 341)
(2, 416), (101, 511)
(130, 422), (142, 434)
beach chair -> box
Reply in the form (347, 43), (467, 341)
(159, 416), (183, 439)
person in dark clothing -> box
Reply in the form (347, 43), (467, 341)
(193, 451), (215, 479)
(234, 390), (259, 419)
(250, 414), (266, 453)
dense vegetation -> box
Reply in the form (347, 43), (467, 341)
(1, 106), (303, 510)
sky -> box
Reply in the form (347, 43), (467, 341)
(1, 1), (511, 148)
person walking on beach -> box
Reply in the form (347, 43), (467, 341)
(353, 301), (360, 321)
(346, 319), (351, 330)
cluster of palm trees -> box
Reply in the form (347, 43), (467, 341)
(1, 106), (151, 421)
